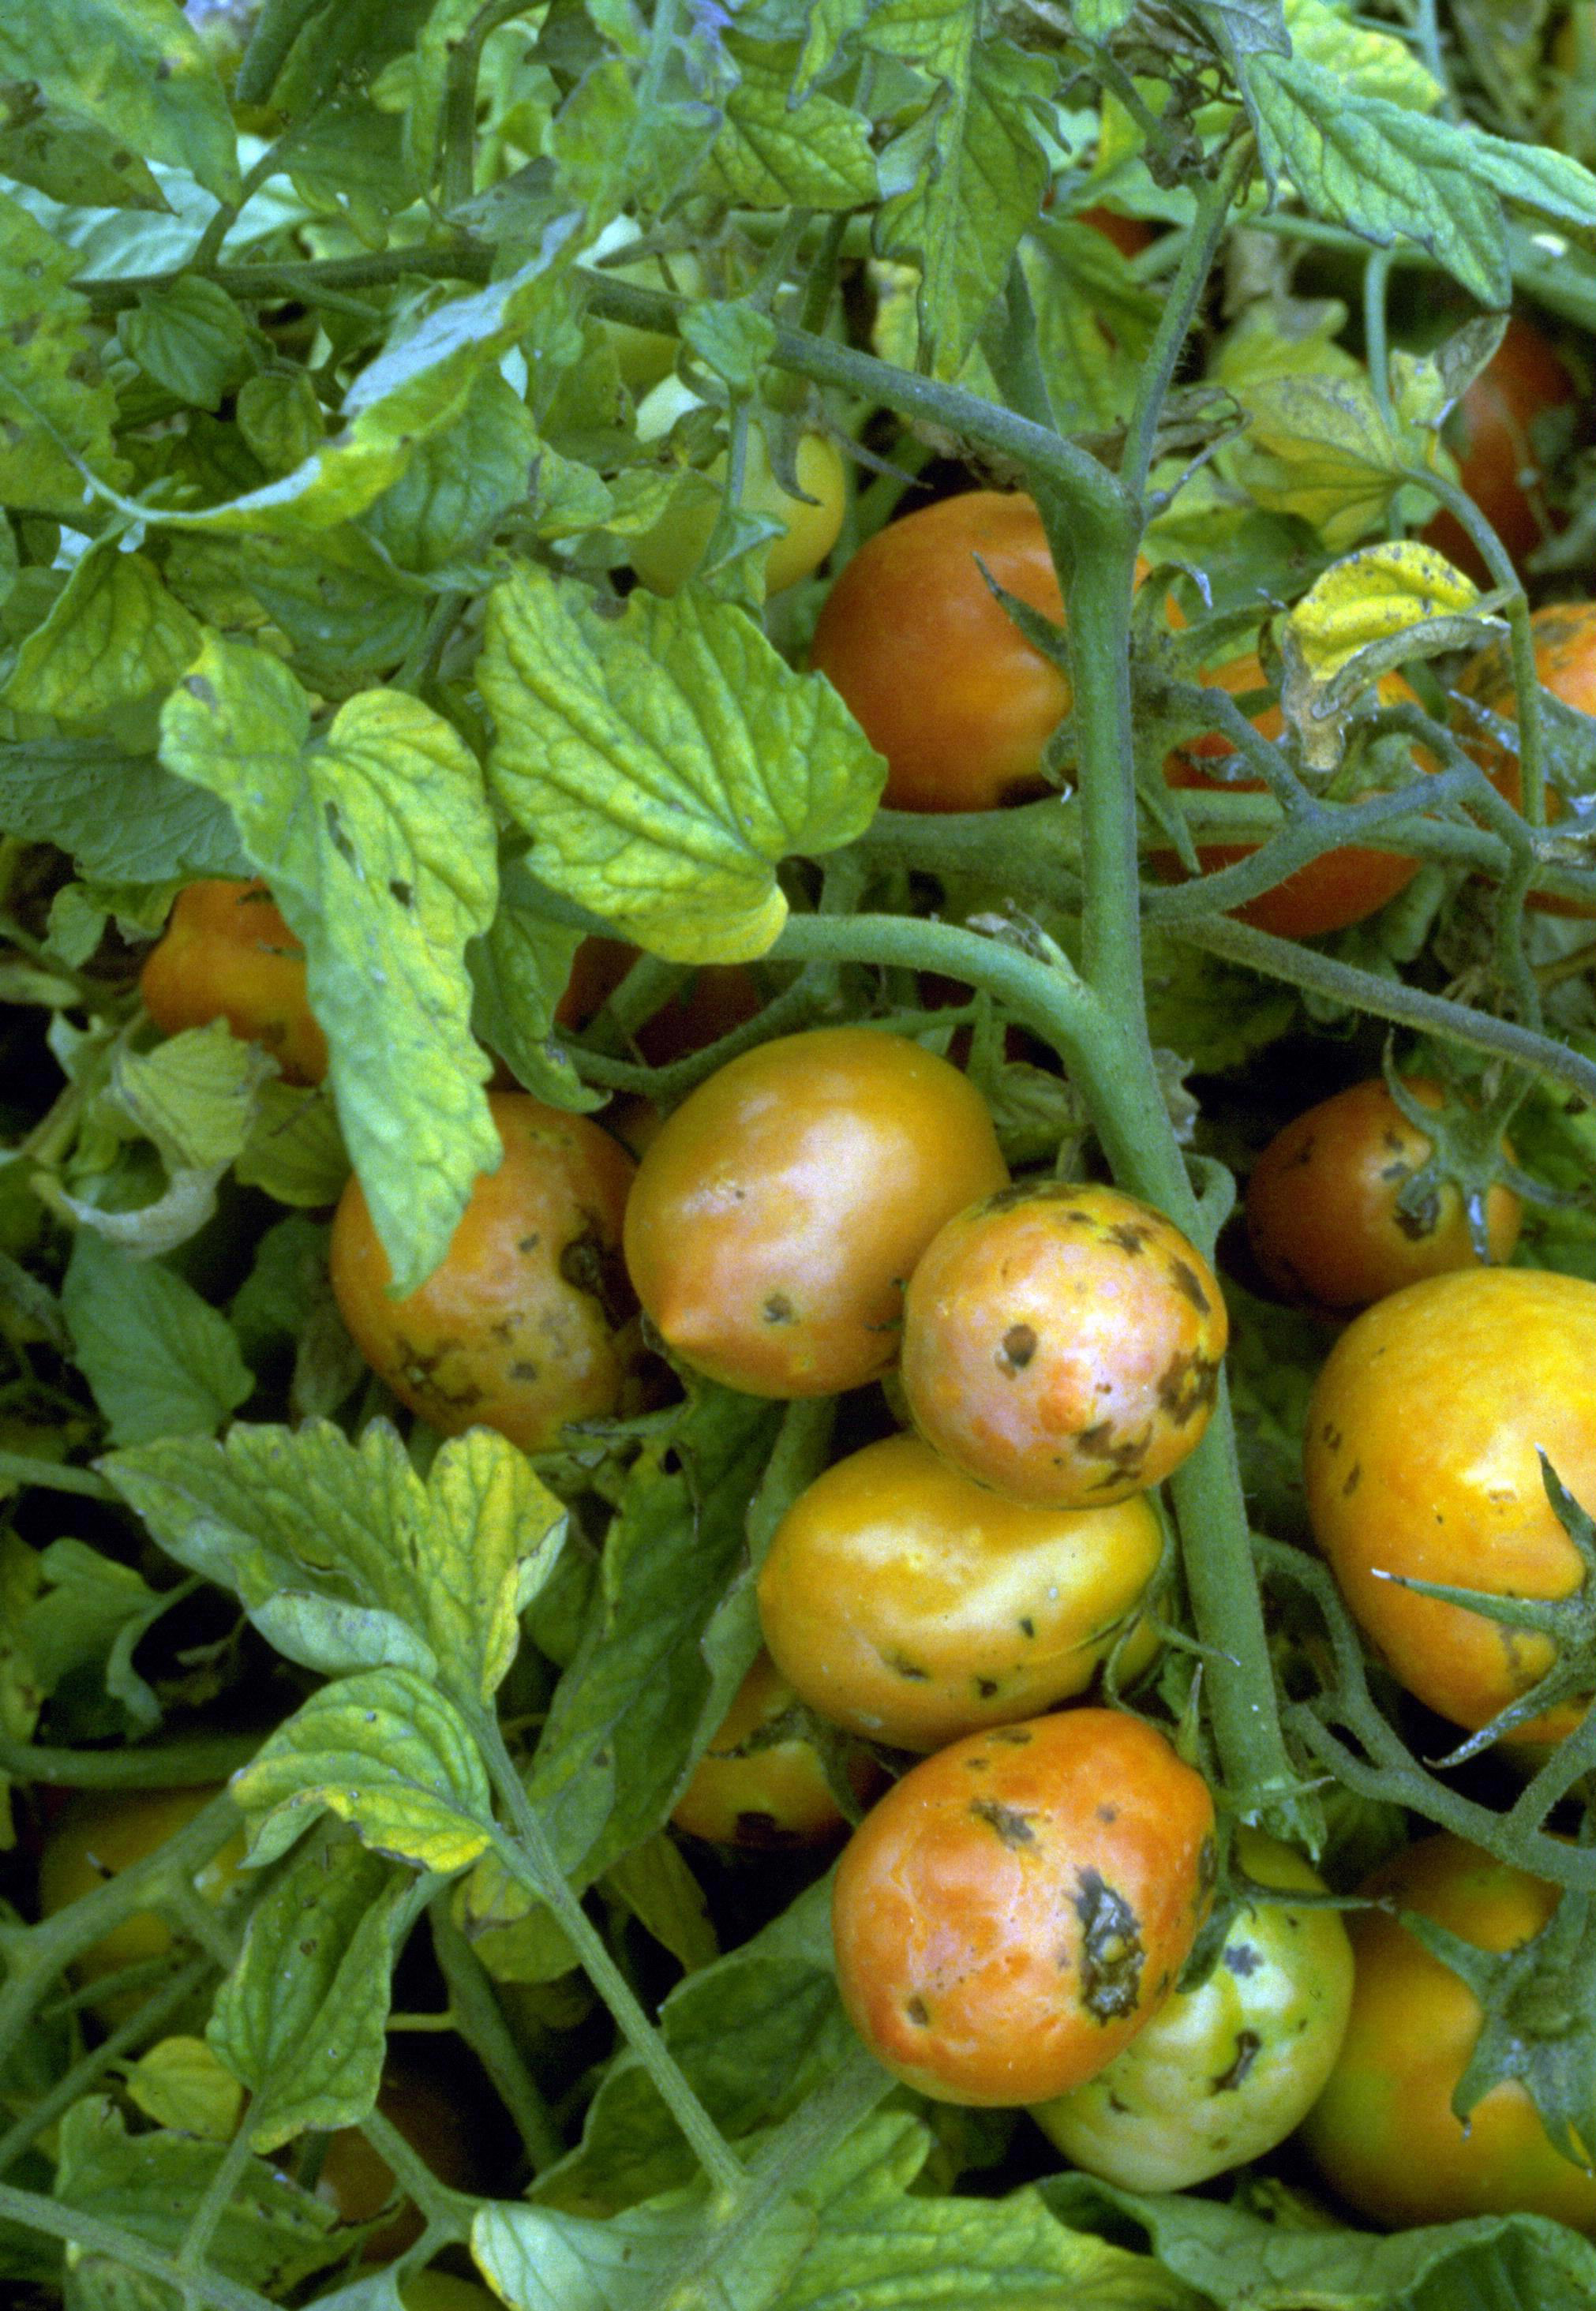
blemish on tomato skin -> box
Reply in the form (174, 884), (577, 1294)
(969, 1796), (1037, 1847)
(1072, 1868), (1145, 2021)
(905, 1995), (931, 2025)
(1168, 1258), (1213, 1314)
(1343, 1462), (1362, 1496)
(1211, 2028), (1262, 2093)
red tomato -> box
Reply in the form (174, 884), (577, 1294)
(1077, 205), (1155, 260)
(1421, 316), (1576, 584)
(1303, 1266), (1596, 1741)
(1456, 598), (1596, 915)
(1245, 1076), (1522, 1312)
(831, 1707), (1215, 2105)
(140, 878), (328, 1084)
(670, 1648), (875, 1847)
(329, 1091), (640, 1449)
(1158, 658), (1430, 939)
(756, 1433), (1163, 1750)
(1302, 1833), (1596, 2231)
(808, 493), (1073, 813)
(622, 1027), (1009, 1398)
(900, 1181), (1227, 1509)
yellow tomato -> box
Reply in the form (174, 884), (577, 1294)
(628, 376), (846, 597)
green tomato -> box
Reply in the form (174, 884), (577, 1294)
(590, 218), (708, 395)
(628, 376), (846, 598)
(1030, 1828), (1354, 2190)
(399, 2276), (501, 2311)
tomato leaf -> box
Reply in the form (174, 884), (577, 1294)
(0, 1), (239, 204)
(122, 2036), (245, 2141)
(103, 1021), (274, 1178)
(230, 1665), (497, 1875)
(0, 189), (126, 515)
(705, 36), (879, 212)
(478, 566), (883, 964)
(62, 1231), (252, 1448)
(0, 739), (248, 882)
(159, 636), (499, 1298)
(210, 1832), (432, 2153)
(473, 2182), (815, 2311)
(103, 1418), (565, 1702)
(118, 275), (250, 412)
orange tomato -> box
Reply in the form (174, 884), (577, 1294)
(1420, 316), (1576, 585)
(1456, 598), (1596, 914)
(140, 878), (327, 1084)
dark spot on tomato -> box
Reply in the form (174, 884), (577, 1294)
(970, 1797), (1037, 1847)
(560, 1227), (636, 1328)
(1018, 1616), (1036, 1639)
(973, 1675), (999, 1699)
(1107, 2089), (1130, 2114)
(1168, 1259), (1213, 1315)
(1077, 1419), (1150, 1479)
(1107, 1222), (1151, 1253)
(510, 1360), (540, 1382)
(991, 1727), (1032, 1745)
(1343, 1463), (1362, 1496)
(1073, 1869), (1145, 2021)
(905, 1995), (931, 2025)
(1392, 1185), (1441, 1242)
(1157, 1350), (1219, 1425)
(1096, 1803), (1118, 1822)
(998, 1322), (1037, 1373)
(980, 1182), (1038, 1214)
(764, 1293), (797, 1324)
(518, 1233), (541, 1254)
(1223, 1940), (1262, 1978)
(882, 1650), (931, 1681)
(965, 1755), (990, 1770)
(1321, 1421), (1342, 1450)
(1211, 2029), (1262, 2093)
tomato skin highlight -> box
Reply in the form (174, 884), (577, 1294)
(809, 491), (1072, 814)
(622, 1027), (1009, 1399)
(756, 1433), (1163, 1750)
(1157, 659), (1429, 940)
(36, 1787), (248, 2024)
(1303, 1266), (1596, 1740)
(670, 1648), (871, 1847)
(1245, 1076), (1522, 1313)
(140, 878), (328, 1085)
(1302, 1833), (1596, 2232)
(900, 1181), (1227, 1509)
(831, 1707), (1216, 2106)
(1032, 1827), (1354, 2189)
(1420, 316), (1577, 585)
(329, 1090), (639, 1451)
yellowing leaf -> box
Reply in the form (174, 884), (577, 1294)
(4, 545), (203, 722)
(478, 566), (883, 963)
(1287, 541), (1485, 685)
(122, 2036), (244, 2142)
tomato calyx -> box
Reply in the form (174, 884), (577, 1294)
(1374, 1050), (1556, 1266)
(1396, 1875), (1596, 2172)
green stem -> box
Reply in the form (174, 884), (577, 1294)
(1170, 915), (1596, 1103)
(0, 1734), (260, 1786)
(359, 2104), (474, 2240)
(0, 2181), (275, 2311)
(175, 2126), (257, 2288)
(428, 1890), (567, 2174)
(0, 1451), (117, 1500)
(474, 1714), (746, 2202)
(439, 0), (530, 211)
(796, 211), (851, 340)
(1363, 249), (1396, 430)
(1123, 141), (1252, 504)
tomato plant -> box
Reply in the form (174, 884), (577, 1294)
(1420, 316), (1578, 584)
(622, 1026), (1008, 1396)
(755, 1431), (1163, 1749)
(330, 1090), (640, 1450)
(830, 1707), (1216, 2105)
(900, 1180), (1227, 1508)
(1457, 600), (1596, 913)
(628, 377), (848, 597)
(140, 879), (328, 1084)
(669, 1648), (874, 1846)
(1032, 1827), (1354, 2190)
(1245, 1075), (1523, 1311)
(1302, 1834), (1596, 2232)
(1303, 1266), (1596, 1740)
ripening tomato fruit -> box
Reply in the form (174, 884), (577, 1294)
(809, 492), (1073, 813)
(1456, 599), (1596, 915)
(140, 878), (328, 1084)
(756, 1433), (1163, 1751)
(1032, 1827), (1354, 2189)
(330, 1091), (639, 1450)
(1245, 1077), (1523, 1313)
(622, 1028), (1009, 1399)
(36, 1786), (247, 2024)
(900, 1181), (1227, 1510)
(313, 2066), (478, 2261)
(553, 935), (762, 1060)
(1157, 659), (1431, 939)
(628, 376), (847, 597)
(670, 1648), (876, 1847)
(1303, 1267), (1596, 1740)
(400, 2278), (502, 2311)
(1076, 204), (1155, 260)
(1421, 316), (1577, 584)
(832, 1707), (1215, 2105)
(1302, 1833), (1596, 2231)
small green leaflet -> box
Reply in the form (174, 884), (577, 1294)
(0, 188), (123, 515)
(0, 739), (249, 883)
(705, 36), (879, 212)
(62, 1230), (251, 1448)
(0, 78), (168, 212)
(103, 1417), (565, 1702)
(473, 2184), (815, 2311)
(230, 1663), (497, 1874)
(0, 0), (240, 204)
(159, 635), (499, 1298)
(18, 1537), (163, 1729)
(104, 1021), (274, 1178)
(122, 2036), (244, 2141)
(210, 1833), (432, 2152)
(469, 896), (601, 1114)
(359, 365), (541, 577)
(868, 10), (1056, 377)
(478, 566), (883, 963)
(3, 543), (203, 724)
(118, 275), (251, 411)
(54, 2097), (346, 2302)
